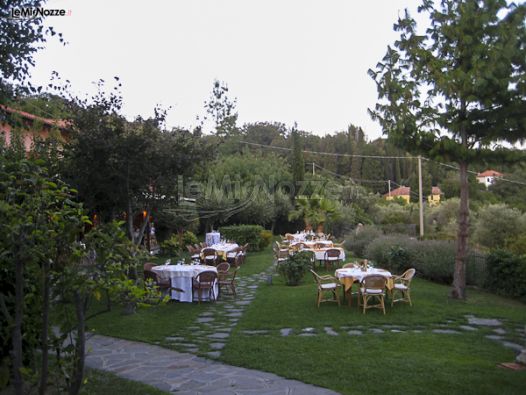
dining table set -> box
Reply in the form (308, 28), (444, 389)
(151, 263), (219, 303)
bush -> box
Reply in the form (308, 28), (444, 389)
(182, 230), (198, 247)
(160, 231), (198, 256)
(485, 250), (526, 302)
(363, 235), (486, 285)
(219, 224), (265, 251)
(344, 226), (383, 257)
(473, 204), (526, 250)
(160, 234), (181, 256)
(278, 251), (313, 286)
(259, 229), (273, 250)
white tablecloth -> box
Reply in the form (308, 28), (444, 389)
(209, 242), (239, 253)
(335, 267), (392, 283)
(307, 247), (345, 261)
(206, 232), (221, 246)
(152, 264), (218, 302)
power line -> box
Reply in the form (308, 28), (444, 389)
(240, 140), (418, 160)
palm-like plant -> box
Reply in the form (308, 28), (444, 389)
(288, 195), (339, 233)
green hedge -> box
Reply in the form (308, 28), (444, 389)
(484, 250), (526, 302)
(363, 235), (486, 286)
(219, 225), (268, 251)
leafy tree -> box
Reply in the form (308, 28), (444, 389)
(473, 203), (526, 250)
(201, 79), (238, 138)
(64, 87), (201, 245)
(290, 126), (304, 197)
(288, 195), (339, 233)
(0, 0), (64, 101)
(369, 0), (526, 299)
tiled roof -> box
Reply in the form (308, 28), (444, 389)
(477, 170), (503, 177)
(384, 186), (410, 197)
(0, 104), (69, 130)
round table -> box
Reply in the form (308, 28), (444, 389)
(152, 264), (218, 302)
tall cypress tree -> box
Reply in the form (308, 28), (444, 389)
(369, 0), (526, 299)
(291, 125), (305, 198)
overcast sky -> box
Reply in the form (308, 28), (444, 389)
(30, 0), (426, 140)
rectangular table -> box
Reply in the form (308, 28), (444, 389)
(152, 264), (218, 302)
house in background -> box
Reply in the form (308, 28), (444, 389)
(0, 104), (69, 152)
(384, 185), (411, 204)
(427, 186), (442, 206)
(476, 169), (504, 188)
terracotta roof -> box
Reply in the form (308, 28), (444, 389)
(477, 170), (503, 178)
(0, 104), (69, 130)
(431, 186), (441, 195)
(384, 186), (410, 197)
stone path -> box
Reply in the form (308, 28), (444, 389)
(86, 334), (338, 394)
(161, 271), (270, 359)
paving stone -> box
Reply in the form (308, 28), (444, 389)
(280, 328), (293, 336)
(199, 312), (214, 317)
(165, 336), (185, 342)
(501, 342), (524, 352)
(210, 342), (225, 350)
(324, 327), (339, 336)
(302, 327), (316, 333)
(347, 330), (363, 336)
(493, 328), (507, 335)
(391, 329), (404, 333)
(459, 325), (478, 331)
(412, 330), (423, 333)
(432, 329), (460, 334)
(226, 312), (243, 318)
(299, 333), (316, 337)
(370, 328), (384, 334)
(485, 335), (503, 341)
(197, 317), (215, 323)
(466, 316), (503, 326)
(208, 332), (230, 339)
(242, 330), (269, 335)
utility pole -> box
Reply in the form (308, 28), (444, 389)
(312, 162), (315, 176)
(418, 155), (424, 238)
(388, 179), (391, 197)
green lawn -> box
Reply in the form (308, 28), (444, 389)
(88, 244), (526, 395)
(80, 369), (167, 395)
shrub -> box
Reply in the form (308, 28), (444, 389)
(219, 224), (265, 251)
(485, 250), (526, 302)
(259, 229), (273, 250)
(160, 234), (181, 256)
(182, 230), (198, 247)
(344, 226), (383, 257)
(473, 204), (525, 250)
(363, 235), (486, 285)
(278, 251), (313, 286)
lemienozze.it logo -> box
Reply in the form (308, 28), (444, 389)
(11, 7), (72, 19)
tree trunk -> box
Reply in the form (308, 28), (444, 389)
(12, 257), (23, 395)
(68, 292), (86, 395)
(451, 160), (469, 299)
(39, 259), (50, 395)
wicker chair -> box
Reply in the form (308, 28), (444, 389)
(201, 247), (218, 266)
(391, 268), (416, 306)
(323, 248), (342, 270)
(192, 270), (218, 304)
(218, 266), (239, 298)
(359, 274), (387, 314)
(143, 263), (183, 298)
(310, 269), (341, 308)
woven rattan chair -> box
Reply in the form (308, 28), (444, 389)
(360, 274), (387, 314)
(391, 268), (416, 306)
(143, 263), (184, 299)
(323, 248), (342, 270)
(201, 247), (218, 266)
(192, 270), (217, 304)
(310, 269), (341, 308)
(218, 266), (239, 298)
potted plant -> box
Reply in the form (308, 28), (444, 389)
(278, 250), (313, 286)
